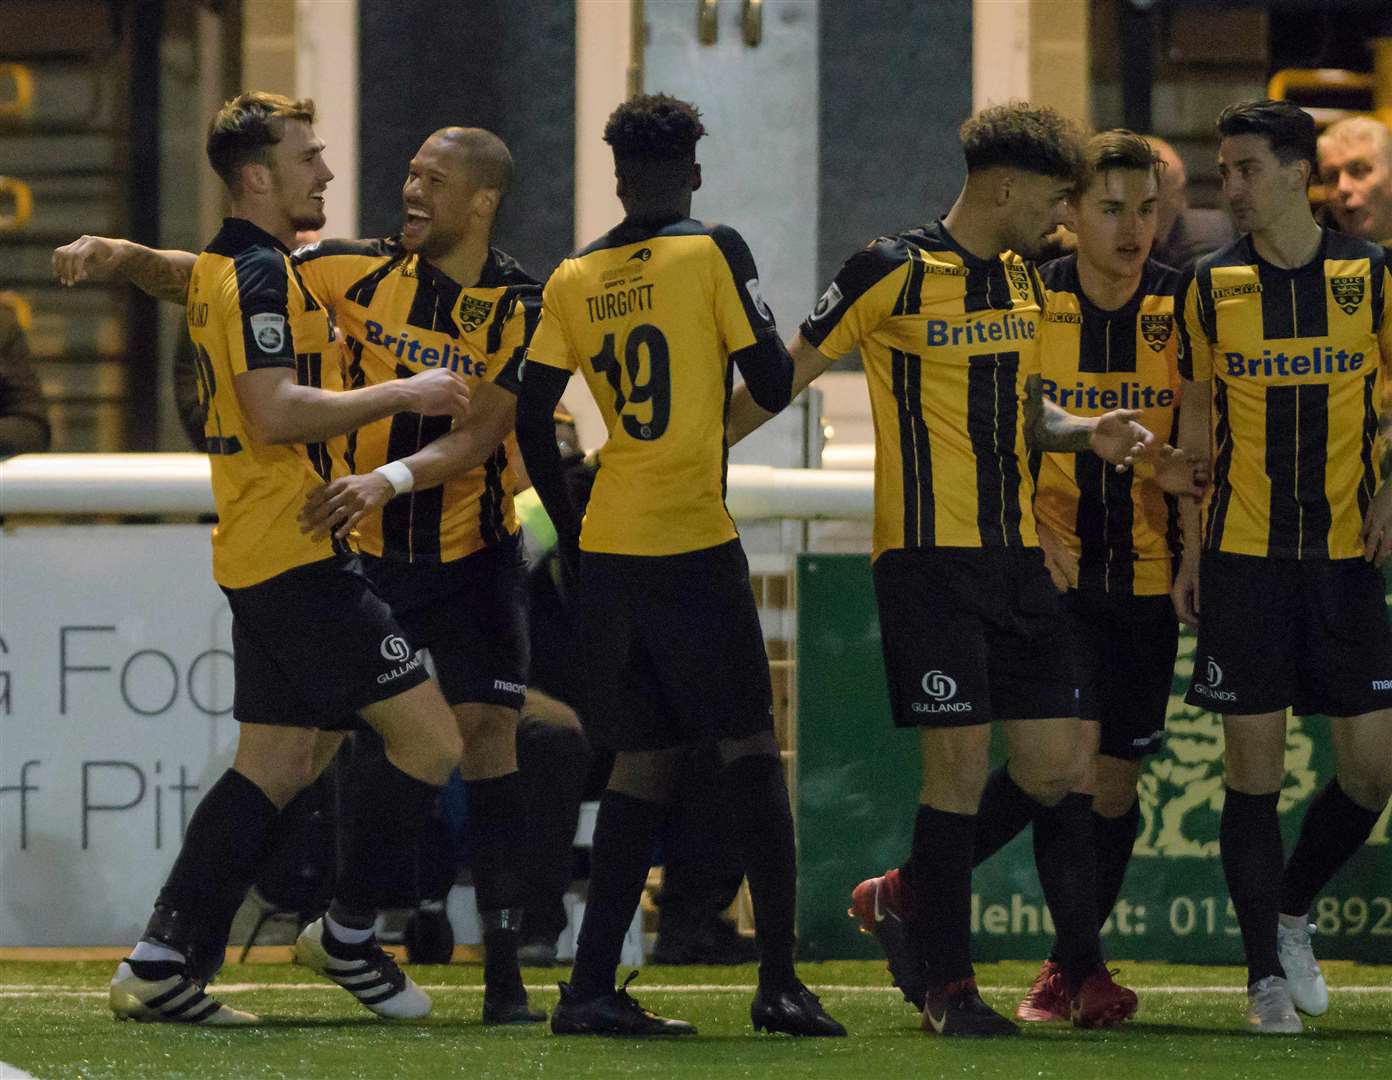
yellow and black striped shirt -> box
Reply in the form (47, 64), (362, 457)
(802, 221), (1042, 558)
(1177, 228), (1392, 559)
(188, 217), (344, 588)
(526, 217), (781, 556)
(1034, 255), (1181, 595)
(292, 240), (540, 563)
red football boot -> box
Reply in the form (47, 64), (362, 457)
(1069, 965), (1139, 1028)
(1015, 959), (1070, 1022)
(848, 869), (927, 1010)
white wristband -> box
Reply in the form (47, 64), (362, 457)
(374, 460), (415, 496)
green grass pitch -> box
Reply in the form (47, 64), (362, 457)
(1, 959), (1388, 1079)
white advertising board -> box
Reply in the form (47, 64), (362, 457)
(0, 523), (237, 945)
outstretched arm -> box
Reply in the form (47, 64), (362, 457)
(237, 366), (470, 446)
(727, 332), (837, 446)
(300, 381), (517, 540)
(1023, 372), (1153, 469)
(53, 236), (196, 304)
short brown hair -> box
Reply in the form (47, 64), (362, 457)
(1217, 99), (1317, 176)
(1082, 129), (1164, 190)
(959, 102), (1087, 183)
(206, 91), (317, 191)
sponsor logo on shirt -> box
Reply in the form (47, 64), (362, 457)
(249, 312), (286, 353)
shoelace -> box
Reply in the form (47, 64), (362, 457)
(615, 970), (654, 1016)
(347, 942), (407, 992)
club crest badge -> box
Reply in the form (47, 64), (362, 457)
(458, 295), (495, 333)
(1141, 313), (1173, 352)
(1331, 275), (1364, 316)
(1006, 263), (1032, 301)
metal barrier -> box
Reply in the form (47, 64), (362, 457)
(0, 453), (877, 519)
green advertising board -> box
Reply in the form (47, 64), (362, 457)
(795, 553), (1392, 963)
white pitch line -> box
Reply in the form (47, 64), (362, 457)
(2, 983), (1390, 999)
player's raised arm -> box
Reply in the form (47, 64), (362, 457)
(52, 235), (196, 303)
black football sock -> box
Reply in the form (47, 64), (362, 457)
(1093, 799), (1141, 932)
(466, 772), (529, 992)
(1046, 800), (1141, 967)
(1220, 788), (1284, 986)
(147, 769), (280, 958)
(570, 790), (666, 1000)
(721, 754), (798, 989)
(903, 804), (976, 989)
(1033, 792), (1103, 992)
(1280, 779), (1383, 918)
(969, 765), (1043, 867)
(332, 748), (441, 928)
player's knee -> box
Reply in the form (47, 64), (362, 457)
(1092, 784), (1138, 818)
(1013, 749), (1085, 806)
(239, 759), (313, 809)
(403, 720), (463, 786)
(1338, 759), (1392, 812)
(460, 709), (518, 751)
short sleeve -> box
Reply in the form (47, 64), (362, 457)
(709, 224), (777, 354)
(492, 287), (543, 395)
(798, 239), (909, 359)
(525, 275), (579, 374)
(225, 247), (296, 374)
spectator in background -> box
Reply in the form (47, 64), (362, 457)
(1145, 136), (1237, 271)
(0, 292), (51, 456)
(1317, 115), (1392, 244)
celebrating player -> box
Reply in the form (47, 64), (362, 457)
(57, 92), (469, 1025)
(56, 125), (549, 1025)
(516, 94), (844, 1038)
(729, 102), (1187, 1036)
(1015, 129), (1191, 1021)
(1174, 99), (1392, 1034)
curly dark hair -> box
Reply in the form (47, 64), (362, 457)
(207, 91), (316, 191)
(959, 102), (1087, 183)
(603, 94), (707, 161)
(1217, 99), (1317, 177)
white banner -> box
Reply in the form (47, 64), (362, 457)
(0, 524), (237, 945)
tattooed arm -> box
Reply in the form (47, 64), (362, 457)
(1023, 372), (1153, 467)
(53, 236), (195, 304)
